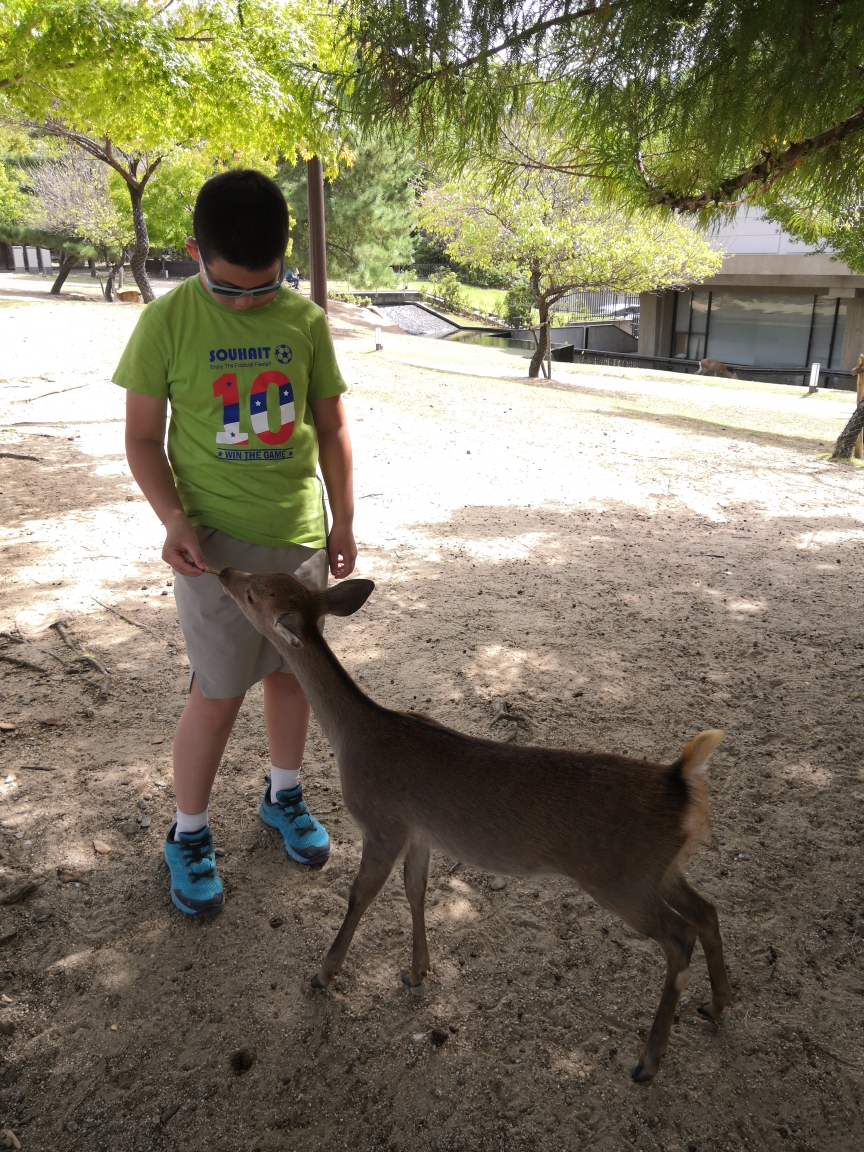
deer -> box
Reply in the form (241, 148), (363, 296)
(696, 358), (738, 379)
(216, 567), (734, 1082)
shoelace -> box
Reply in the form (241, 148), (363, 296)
(179, 835), (215, 880)
(276, 792), (316, 834)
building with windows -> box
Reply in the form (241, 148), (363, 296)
(638, 209), (864, 372)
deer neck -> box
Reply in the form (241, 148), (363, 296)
(288, 627), (377, 752)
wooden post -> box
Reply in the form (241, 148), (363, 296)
(856, 353), (864, 460)
(547, 320), (552, 381)
(306, 156), (328, 314)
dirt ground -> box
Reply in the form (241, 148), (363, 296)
(0, 289), (863, 1152)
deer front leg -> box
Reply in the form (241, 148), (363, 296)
(401, 840), (431, 994)
(312, 833), (404, 990)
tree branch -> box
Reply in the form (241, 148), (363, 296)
(649, 106), (864, 211)
(391, 2), (625, 87)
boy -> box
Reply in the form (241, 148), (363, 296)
(113, 169), (356, 917)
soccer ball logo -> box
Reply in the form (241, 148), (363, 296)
(275, 344), (293, 365)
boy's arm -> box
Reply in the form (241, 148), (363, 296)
(125, 391), (207, 577)
(310, 395), (356, 579)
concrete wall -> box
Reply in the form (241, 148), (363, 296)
(585, 323), (637, 354)
(707, 253), (860, 284)
(511, 322), (637, 354)
(841, 296), (864, 371)
(638, 291), (677, 357)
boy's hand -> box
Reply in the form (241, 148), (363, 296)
(327, 523), (357, 579)
(163, 511), (207, 576)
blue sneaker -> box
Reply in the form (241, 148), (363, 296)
(163, 823), (225, 917)
(259, 781), (331, 865)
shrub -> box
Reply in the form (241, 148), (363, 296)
(428, 269), (466, 312)
(504, 284), (534, 327)
(329, 291), (372, 306)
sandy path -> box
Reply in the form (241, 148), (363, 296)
(0, 294), (862, 1152)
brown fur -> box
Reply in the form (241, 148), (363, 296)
(219, 569), (734, 1082)
(696, 358), (739, 379)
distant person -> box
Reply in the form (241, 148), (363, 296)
(286, 266), (301, 289)
(113, 169), (356, 917)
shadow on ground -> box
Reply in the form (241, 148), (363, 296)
(1, 496), (862, 1151)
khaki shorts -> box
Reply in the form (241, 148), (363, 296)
(174, 526), (328, 699)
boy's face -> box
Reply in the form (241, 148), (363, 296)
(185, 238), (282, 312)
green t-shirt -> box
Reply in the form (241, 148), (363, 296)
(112, 276), (346, 548)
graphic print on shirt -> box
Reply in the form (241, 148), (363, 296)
(213, 368), (295, 456)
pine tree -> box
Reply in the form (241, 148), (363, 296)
(278, 139), (416, 288)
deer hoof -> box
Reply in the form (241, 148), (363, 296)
(401, 972), (424, 997)
(697, 1002), (718, 1021)
(311, 974), (328, 991)
(630, 1063), (653, 1084)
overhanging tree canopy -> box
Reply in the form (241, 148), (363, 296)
(340, 0), (864, 214)
(0, 0), (347, 298)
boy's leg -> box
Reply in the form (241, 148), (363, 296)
(262, 669), (310, 774)
(163, 676), (244, 918)
(173, 676), (245, 816)
(259, 670), (331, 865)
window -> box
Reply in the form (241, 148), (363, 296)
(671, 290), (846, 368)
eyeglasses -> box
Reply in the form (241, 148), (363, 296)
(199, 253), (284, 298)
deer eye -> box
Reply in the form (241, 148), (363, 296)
(246, 591), (254, 604)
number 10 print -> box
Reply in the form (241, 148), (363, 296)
(213, 372), (295, 446)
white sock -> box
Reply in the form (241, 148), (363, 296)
(270, 765), (301, 802)
(174, 807), (209, 840)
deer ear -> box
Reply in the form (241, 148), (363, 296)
(322, 579), (375, 617)
(274, 614), (303, 649)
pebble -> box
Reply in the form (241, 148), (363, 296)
(13, 833), (23, 841)
(488, 876), (507, 891)
(430, 1028), (449, 1047)
(66, 1121), (78, 1132)
(138, 817), (151, 829)
(34, 911), (53, 923)
(153, 780), (167, 788)
(137, 798), (148, 810)
(214, 847), (225, 857)
(93, 840), (112, 855)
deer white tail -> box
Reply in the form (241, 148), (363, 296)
(679, 729), (724, 778)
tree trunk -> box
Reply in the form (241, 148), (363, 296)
(103, 255), (126, 302)
(50, 252), (79, 295)
(89, 258), (96, 277)
(126, 185), (155, 303)
(830, 399), (864, 460)
(528, 299), (550, 378)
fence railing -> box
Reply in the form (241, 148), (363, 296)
(550, 289), (641, 321)
(569, 348), (856, 390)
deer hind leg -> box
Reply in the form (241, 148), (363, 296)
(631, 901), (697, 1083)
(312, 832), (404, 990)
(401, 840), (431, 994)
(662, 870), (733, 1021)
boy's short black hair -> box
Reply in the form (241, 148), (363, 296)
(193, 169), (289, 270)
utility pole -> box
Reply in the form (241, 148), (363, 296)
(306, 157), (328, 314)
